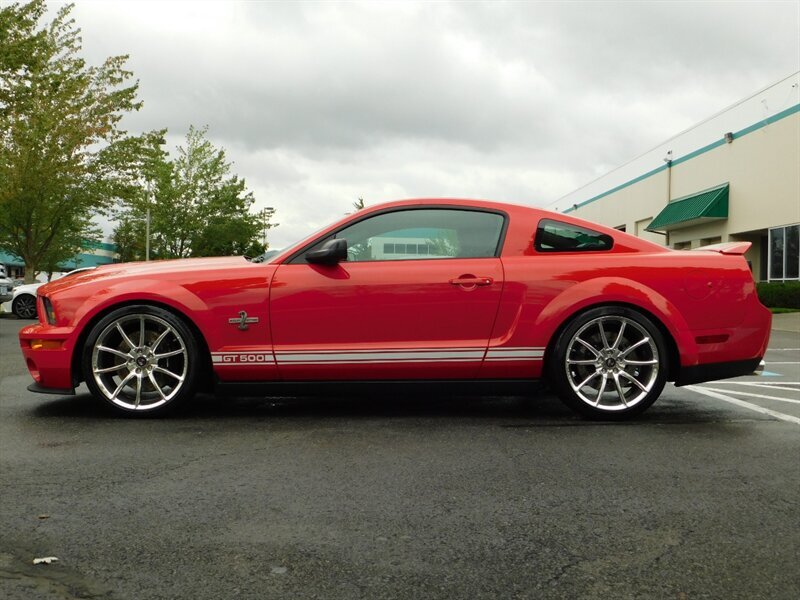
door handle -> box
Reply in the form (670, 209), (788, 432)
(449, 276), (494, 286)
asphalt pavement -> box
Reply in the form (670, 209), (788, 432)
(1, 314), (798, 600)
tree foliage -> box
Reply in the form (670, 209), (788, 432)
(113, 126), (270, 260)
(0, 0), (143, 281)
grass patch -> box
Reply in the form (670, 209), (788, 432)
(770, 307), (800, 314)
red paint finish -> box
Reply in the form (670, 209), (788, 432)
(270, 258), (504, 379)
(19, 198), (771, 395)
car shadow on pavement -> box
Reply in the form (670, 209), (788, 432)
(29, 389), (757, 427)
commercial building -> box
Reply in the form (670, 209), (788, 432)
(0, 240), (118, 281)
(556, 73), (799, 282)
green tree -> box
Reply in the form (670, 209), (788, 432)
(113, 126), (271, 260)
(0, 1), (143, 282)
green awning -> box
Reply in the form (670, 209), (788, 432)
(646, 184), (729, 231)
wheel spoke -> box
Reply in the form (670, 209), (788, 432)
(567, 358), (596, 365)
(116, 323), (136, 349)
(612, 373), (628, 407)
(154, 348), (184, 360)
(94, 363), (127, 374)
(594, 374), (608, 406)
(139, 316), (146, 347)
(148, 371), (167, 401)
(612, 322), (626, 350)
(620, 337), (649, 358)
(625, 358), (658, 366)
(134, 376), (142, 408)
(98, 345), (130, 360)
(111, 371), (136, 400)
(619, 370), (649, 393)
(574, 371), (600, 391)
(575, 337), (600, 357)
(598, 320), (610, 349)
(150, 327), (172, 352)
(153, 366), (183, 382)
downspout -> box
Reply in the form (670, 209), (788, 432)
(664, 150), (672, 247)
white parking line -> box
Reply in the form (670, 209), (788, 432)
(686, 385), (800, 425)
(698, 386), (800, 405)
(765, 362), (800, 365)
(711, 381), (800, 385)
(712, 382), (800, 392)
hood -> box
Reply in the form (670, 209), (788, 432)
(40, 256), (249, 296)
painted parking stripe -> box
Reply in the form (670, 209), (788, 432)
(710, 381), (800, 386)
(686, 385), (800, 425)
(697, 386), (800, 405)
(710, 382), (800, 392)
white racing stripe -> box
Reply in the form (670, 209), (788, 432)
(686, 385), (800, 425)
(278, 350), (485, 362)
(213, 346), (545, 366)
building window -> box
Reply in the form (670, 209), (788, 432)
(700, 236), (722, 247)
(673, 241), (692, 250)
(769, 224), (800, 281)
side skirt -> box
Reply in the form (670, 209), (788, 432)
(215, 379), (543, 397)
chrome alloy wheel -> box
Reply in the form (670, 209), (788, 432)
(564, 316), (659, 412)
(90, 314), (188, 411)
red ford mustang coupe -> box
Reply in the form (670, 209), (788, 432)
(20, 199), (770, 419)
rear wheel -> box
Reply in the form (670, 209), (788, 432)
(82, 305), (199, 415)
(549, 307), (667, 420)
(12, 293), (37, 319)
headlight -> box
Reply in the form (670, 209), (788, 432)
(42, 296), (57, 325)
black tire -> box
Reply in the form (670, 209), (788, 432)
(548, 306), (668, 420)
(12, 293), (38, 319)
(82, 305), (200, 416)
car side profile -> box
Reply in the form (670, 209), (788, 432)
(19, 199), (771, 419)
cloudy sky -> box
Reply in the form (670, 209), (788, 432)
(63, 0), (800, 248)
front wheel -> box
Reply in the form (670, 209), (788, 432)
(549, 307), (668, 420)
(82, 305), (200, 415)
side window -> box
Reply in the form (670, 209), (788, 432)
(302, 209), (505, 263)
(534, 219), (614, 252)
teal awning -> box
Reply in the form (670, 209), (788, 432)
(646, 184), (729, 232)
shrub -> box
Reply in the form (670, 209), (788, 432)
(756, 281), (800, 309)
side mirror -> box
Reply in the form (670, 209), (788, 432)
(306, 238), (348, 265)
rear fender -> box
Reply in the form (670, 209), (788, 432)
(534, 277), (698, 369)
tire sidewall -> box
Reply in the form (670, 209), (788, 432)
(549, 306), (668, 420)
(82, 304), (200, 416)
(12, 294), (37, 319)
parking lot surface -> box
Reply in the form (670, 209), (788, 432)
(1, 314), (798, 599)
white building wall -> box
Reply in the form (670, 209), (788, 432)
(556, 73), (800, 281)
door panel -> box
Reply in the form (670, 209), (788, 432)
(270, 259), (504, 379)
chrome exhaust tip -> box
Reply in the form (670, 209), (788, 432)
(751, 360), (766, 376)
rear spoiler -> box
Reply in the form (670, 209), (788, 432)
(695, 241), (751, 255)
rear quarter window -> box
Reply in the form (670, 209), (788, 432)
(534, 219), (614, 252)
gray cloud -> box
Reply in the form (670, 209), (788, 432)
(69, 0), (800, 246)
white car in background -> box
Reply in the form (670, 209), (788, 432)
(2, 267), (96, 319)
(0, 265), (14, 304)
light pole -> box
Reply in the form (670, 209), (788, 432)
(262, 206), (275, 249)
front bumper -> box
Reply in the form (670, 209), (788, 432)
(19, 323), (77, 392)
